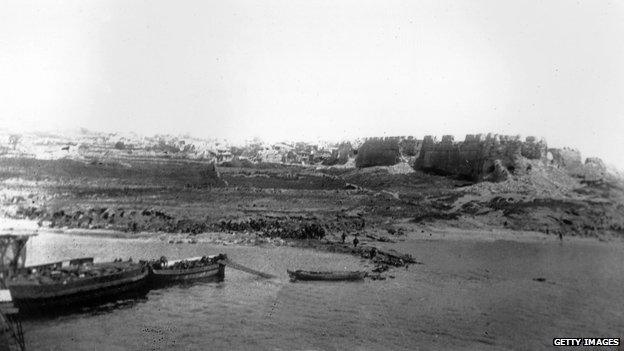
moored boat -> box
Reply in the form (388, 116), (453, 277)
(147, 254), (227, 286)
(287, 270), (367, 282)
(6, 258), (149, 312)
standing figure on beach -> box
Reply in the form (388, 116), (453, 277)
(353, 235), (359, 248)
(341, 232), (346, 244)
(559, 232), (563, 241)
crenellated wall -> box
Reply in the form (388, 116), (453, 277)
(415, 134), (548, 181)
(351, 133), (604, 183)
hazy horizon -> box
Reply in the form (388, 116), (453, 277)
(1, 1), (623, 167)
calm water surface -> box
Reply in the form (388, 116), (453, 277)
(21, 233), (624, 350)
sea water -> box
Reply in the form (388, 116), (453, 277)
(21, 233), (624, 350)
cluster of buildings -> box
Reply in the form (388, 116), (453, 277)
(0, 129), (354, 166)
(0, 129), (606, 181)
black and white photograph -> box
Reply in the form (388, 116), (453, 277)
(0, 1), (623, 350)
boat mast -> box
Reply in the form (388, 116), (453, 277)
(0, 232), (34, 351)
(0, 233), (36, 283)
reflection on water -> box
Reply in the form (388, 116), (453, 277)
(21, 233), (624, 351)
(21, 290), (150, 321)
(86, 296), (148, 317)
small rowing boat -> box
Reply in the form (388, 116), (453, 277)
(287, 270), (367, 282)
(147, 254), (227, 286)
(6, 258), (149, 312)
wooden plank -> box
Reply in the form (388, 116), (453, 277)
(219, 259), (275, 279)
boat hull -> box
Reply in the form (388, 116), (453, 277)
(149, 263), (225, 286)
(8, 263), (149, 313)
(287, 270), (366, 282)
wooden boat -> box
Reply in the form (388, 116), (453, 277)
(6, 258), (149, 312)
(287, 270), (367, 282)
(147, 254), (227, 286)
(12, 257), (95, 273)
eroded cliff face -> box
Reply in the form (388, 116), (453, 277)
(414, 134), (547, 181)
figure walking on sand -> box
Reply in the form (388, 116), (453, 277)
(559, 232), (563, 241)
(353, 235), (359, 248)
(341, 232), (346, 244)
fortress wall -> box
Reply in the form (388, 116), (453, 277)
(521, 136), (548, 159)
(398, 137), (421, 157)
(355, 137), (401, 168)
(415, 133), (548, 181)
(355, 136), (427, 167)
(585, 157), (606, 169)
(548, 147), (582, 170)
(416, 134), (483, 178)
(581, 157), (607, 182)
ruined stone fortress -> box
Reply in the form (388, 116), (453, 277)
(414, 134), (545, 181)
(356, 133), (605, 182)
(412, 133), (604, 181)
(1, 129), (606, 183)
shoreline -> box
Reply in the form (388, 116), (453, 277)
(407, 224), (624, 245)
(19, 217), (624, 351)
(5, 218), (623, 272)
(18, 220), (623, 248)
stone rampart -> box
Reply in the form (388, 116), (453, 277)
(548, 147), (582, 170)
(414, 133), (547, 181)
(355, 138), (401, 168)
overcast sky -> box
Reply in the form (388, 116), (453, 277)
(1, 1), (623, 167)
